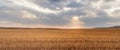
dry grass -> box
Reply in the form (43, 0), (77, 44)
(0, 28), (120, 50)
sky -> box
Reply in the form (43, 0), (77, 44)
(0, 0), (120, 29)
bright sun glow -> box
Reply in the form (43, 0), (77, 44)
(71, 16), (80, 29)
(72, 16), (79, 22)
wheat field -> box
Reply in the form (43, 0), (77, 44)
(0, 28), (120, 50)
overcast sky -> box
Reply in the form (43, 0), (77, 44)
(0, 0), (120, 28)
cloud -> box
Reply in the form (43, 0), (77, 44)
(109, 9), (120, 18)
(0, 0), (120, 28)
(2, 0), (61, 14)
(21, 10), (37, 19)
(0, 20), (23, 27)
(107, 22), (120, 26)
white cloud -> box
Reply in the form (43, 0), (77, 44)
(63, 7), (72, 11)
(91, 0), (103, 9)
(84, 10), (97, 17)
(107, 22), (120, 26)
(110, 10), (120, 18)
(0, 21), (22, 27)
(88, 0), (120, 18)
(21, 10), (37, 19)
(76, 0), (81, 3)
(2, 0), (61, 14)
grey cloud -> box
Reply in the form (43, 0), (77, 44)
(66, 1), (84, 8)
(49, 0), (63, 2)
(81, 12), (111, 27)
(104, 0), (115, 2)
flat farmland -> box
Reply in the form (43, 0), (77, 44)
(0, 28), (120, 50)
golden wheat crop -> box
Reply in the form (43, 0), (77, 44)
(0, 28), (120, 50)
